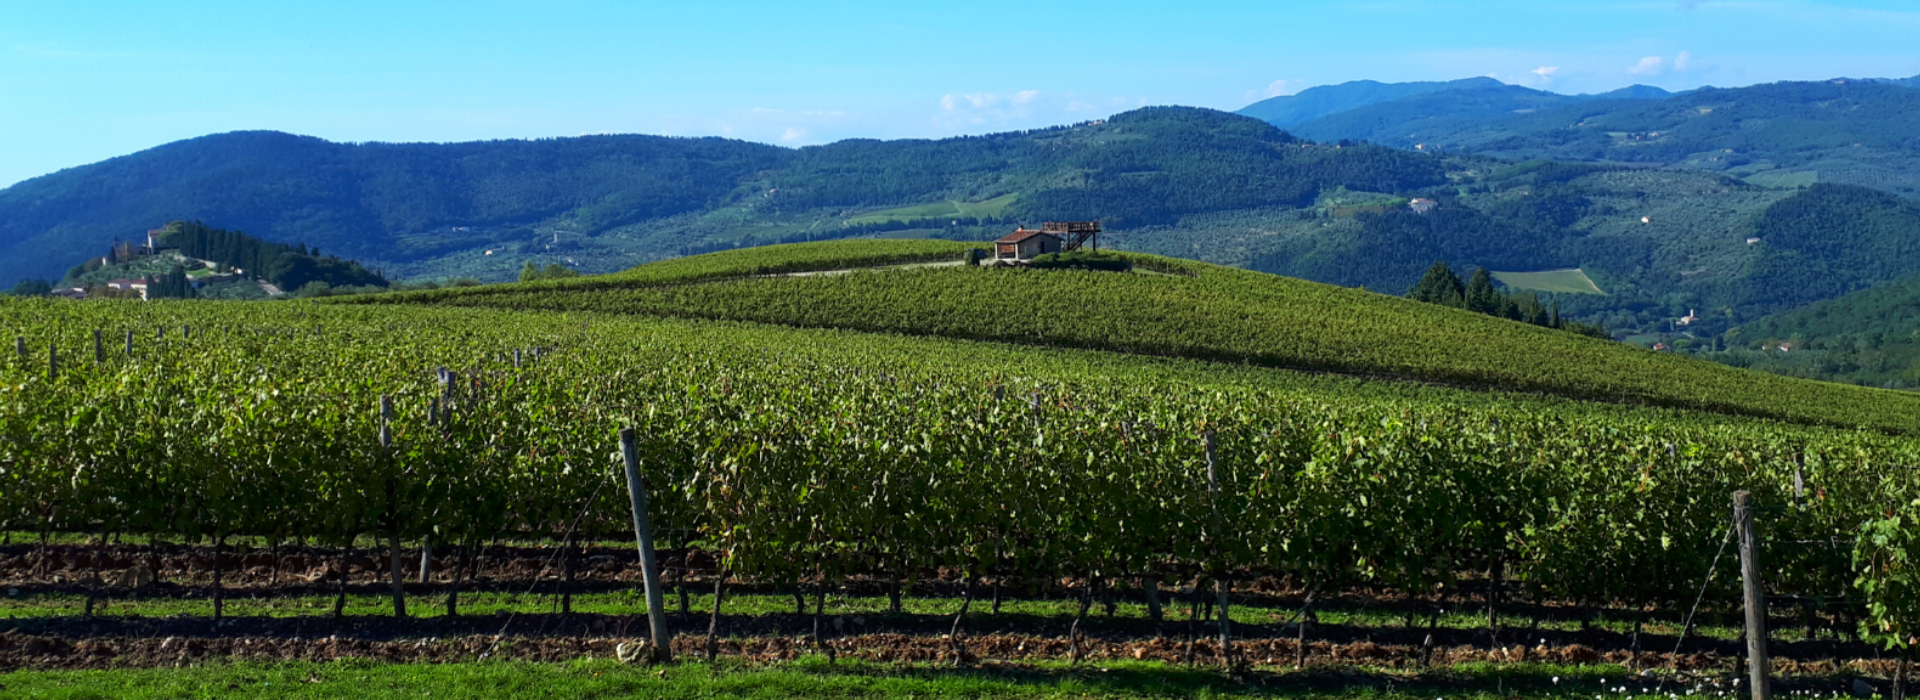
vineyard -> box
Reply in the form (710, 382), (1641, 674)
(348, 240), (1920, 434)
(5, 277), (1920, 684)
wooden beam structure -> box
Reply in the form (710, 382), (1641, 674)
(1043, 221), (1102, 252)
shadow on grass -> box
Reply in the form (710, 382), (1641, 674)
(0, 655), (1860, 699)
(757, 654), (1743, 698)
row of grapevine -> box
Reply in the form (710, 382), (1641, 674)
(3, 297), (1918, 646)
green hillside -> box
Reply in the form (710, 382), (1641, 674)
(1697, 272), (1920, 388)
(344, 239), (1920, 432)
(1125, 165), (1791, 331)
(843, 194), (1019, 225)
(1162, 170), (1919, 333)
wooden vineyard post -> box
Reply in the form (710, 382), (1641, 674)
(14, 336), (22, 358)
(381, 395), (406, 617)
(93, 330), (103, 364)
(212, 532), (227, 621)
(48, 345), (58, 381)
(1295, 597), (1312, 669)
(619, 427), (673, 662)
(1203, 431), (1234, 669)
(1792, 452), (1806, 508)
(707, 567), (726, 661)
(1736, 491), (1771, 700)
(124, 330), (133, 357)
(1143, 573), (1163, 631)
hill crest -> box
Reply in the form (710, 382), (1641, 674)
(342, 239), (1920, 433)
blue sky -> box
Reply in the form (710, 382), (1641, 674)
(2, 0), (1918, 188)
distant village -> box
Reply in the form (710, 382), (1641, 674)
(46, 228), (268, 301)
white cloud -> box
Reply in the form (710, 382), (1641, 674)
(779, 127), (806, 142)
(1242, 78), (1303, 104)
(1510, 65), (1565, 88)
(931, 89), (1140, 131)
(1627, 55), (1666, 76)
(1624, 51), (1714, 79)
(935, 90), (1041, 128)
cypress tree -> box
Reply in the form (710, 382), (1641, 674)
(1465, 268), (1500, 315)
(1408, 262), (1466, 307)
(1521, 293), (1550, 326)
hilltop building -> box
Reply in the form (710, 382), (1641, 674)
(105, 279), (149, 301)
(994, 228), (1063, 262)
(993, 221), (1100, 263)
(1409, 198), (1439, 214)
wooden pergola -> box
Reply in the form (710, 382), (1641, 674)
(1041, 221), (1101, 252)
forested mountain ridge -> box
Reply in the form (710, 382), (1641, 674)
(0, 131), (786, 285)
(1239, 77), (1510, 128)
(1236, 77), (1674, 130)
(0, 107), (1446, 286)
(1721, 270), (1920, 387)
(1276, 81), (1676, 146)
(1256, 76), (1920, 198)
(1690, 235), (1920, 390)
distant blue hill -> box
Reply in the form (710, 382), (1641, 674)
(1238, 75), (1920, 199)
(1587, 84), (1677, 100)
(1286, 82), (1669, 145)
(1237, 77), (1673, 132)
(1237, 77), (1507, 129)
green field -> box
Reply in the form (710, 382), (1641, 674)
(1490, 268), (1604, 295)
(843, 194), (1020, 226)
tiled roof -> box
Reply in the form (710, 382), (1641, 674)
(995, 228), (1060, 244)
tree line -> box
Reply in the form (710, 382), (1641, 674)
(1407, 262), (1609, 338)
(161, 220), (388, 292)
